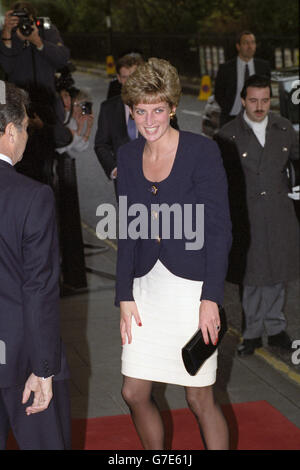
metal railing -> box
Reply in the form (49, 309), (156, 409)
(62, 31), (299, 77)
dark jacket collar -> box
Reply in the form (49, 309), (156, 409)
(0, 158), (15, 170)
(237, 110), (280, 132)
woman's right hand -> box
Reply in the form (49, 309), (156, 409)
(120, 301), (142, 345)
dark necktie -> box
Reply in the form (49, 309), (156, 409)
(244, 63), (250, 84)
(127, 116), (136, 141)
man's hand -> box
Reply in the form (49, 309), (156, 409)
(111, 167), (117, 179)
(3, 10), (18, 36)
(29, 112), (44, 130)
(22, 373), (53, 415)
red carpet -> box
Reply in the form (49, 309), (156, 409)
(7, 401), (300, 450)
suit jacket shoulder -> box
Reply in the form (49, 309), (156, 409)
(101, 94), (124, 111)
(268, 111), (294, 128)
(254, 58), (271, 76)
(0, 162), (52, 201)
(218, 58), (237, 71)
(217, 116), (240, 138)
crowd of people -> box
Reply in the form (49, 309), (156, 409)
(0, 1), (298, 451)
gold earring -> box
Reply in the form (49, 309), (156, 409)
(169, 111), (175, 119)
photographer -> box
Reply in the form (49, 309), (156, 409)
(56, 88), (94, 155)
(0, 2), (69, 107)
(0, 2), (72, 182)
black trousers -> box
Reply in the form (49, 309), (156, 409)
(0, 380), (71, 450)
(241, 283), (286, 339)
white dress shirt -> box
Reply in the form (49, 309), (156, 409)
(243, 111), (268, 147)
(0, 153), (13, 165)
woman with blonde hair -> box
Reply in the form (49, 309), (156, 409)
(115, 58), (232, 450)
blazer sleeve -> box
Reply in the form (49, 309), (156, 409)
(193, 139), (232, 305)
(22, 185), (61, 378)
(94, 101), (117, 179)
(114, 149), (138, 306)
(0, 33), (23, 75)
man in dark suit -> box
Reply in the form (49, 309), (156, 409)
(0, 81), (70, 449)
(214, 31), (271, 127)
(94, 53), (144, 190)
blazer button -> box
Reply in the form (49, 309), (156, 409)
(260, 191), (267, 195)
(156, 236), (161, 243)
(242, 152), (248, 158)
(150, 185), (158, 195)
(282, 147), (288, 152)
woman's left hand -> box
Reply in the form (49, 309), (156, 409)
(198, 300), (220, 346)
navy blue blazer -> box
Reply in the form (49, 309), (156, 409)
(115, 130), (232, 307)
(0, 160), (68, 388)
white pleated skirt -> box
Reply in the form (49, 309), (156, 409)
(121, 259), (217, 387)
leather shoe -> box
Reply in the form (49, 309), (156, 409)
(237, 337), (262, 356)
(268, 331), (292, 350)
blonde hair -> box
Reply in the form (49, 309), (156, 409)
(121, 57), (181, 109)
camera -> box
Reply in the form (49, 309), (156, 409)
(12, 9), (34, 37)
(11, 8), (51, 37)
(79, 102), (92, 115)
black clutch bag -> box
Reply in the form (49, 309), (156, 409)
(182, 306), (227, 376)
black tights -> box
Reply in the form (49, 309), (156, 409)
(121, 376), (229, 450)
